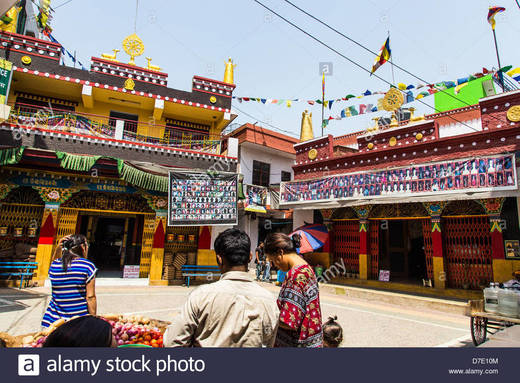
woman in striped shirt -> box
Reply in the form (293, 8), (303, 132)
(42, 234), (97, 328)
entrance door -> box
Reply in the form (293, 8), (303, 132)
(90, 218), (126, 272)
(386, 221), (408, 280)
(78, 214), (138, 277)
(380, 220), (427, 283)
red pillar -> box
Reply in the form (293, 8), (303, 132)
(431, 217), (443, 257)
(489, 216), (505, 259)
(430, 216), (446, 289)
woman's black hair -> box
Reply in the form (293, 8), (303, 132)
(322, 316), (343, 348)
(61, 234), (87, 271)
(43, 316), (112, 347)
(264, 232), (301, 255)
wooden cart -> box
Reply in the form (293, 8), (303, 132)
(468, 300), (520, 346)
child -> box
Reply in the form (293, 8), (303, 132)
(322, 316), (343, 348)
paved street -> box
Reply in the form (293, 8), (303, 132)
(0, 280), (472, 347)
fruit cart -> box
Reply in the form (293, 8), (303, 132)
(0, 314), (171, 348)
(468, 300), (520, 346)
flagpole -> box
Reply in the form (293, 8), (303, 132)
(321, 72), (325, 136)
(388, 31), (395, 85)
(492, 28), (504, 91)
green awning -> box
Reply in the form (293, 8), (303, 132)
(117, 160), (169, 193)
(56, 151), (101, 171)
(0, 147), (25, 166)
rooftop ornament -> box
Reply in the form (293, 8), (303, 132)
(123, 33), (145, 66)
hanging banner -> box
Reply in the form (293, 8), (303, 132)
(281, 154), (517, 204)
(244, 184), (268, 213)
(168, 171), (238, 226)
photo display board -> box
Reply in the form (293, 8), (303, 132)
(168, 171), (238, 226)
(281, 154), (517, 204)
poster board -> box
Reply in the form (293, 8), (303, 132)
(168, 171), (238, 226)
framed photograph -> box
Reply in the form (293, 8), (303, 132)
(505, 240), (520, 260)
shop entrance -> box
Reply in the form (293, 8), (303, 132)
(77, 214), (142, 277)
(379, 220), (427, 284)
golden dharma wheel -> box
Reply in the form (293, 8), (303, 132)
(415, 133), (423, 141)
(389, 137), (397, 147)
(506, 105), (520, 122)
(367, 142), (374, 150)
(382, 88), (404, 112)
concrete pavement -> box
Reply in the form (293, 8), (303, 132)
(0, 280), (473, 347)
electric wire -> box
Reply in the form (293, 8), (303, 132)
(253, 0), (488, 133)
(283, 0), (507, 114)
(232, 103), (299, 137)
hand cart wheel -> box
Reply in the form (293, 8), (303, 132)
(470, 316), (488, 346)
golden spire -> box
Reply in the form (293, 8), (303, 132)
(224, 58), (236, 84)
(300, 110), (314, 142)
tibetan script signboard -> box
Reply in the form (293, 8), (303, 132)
(281, 154), (517, 204)
(168, 171), (238, 226)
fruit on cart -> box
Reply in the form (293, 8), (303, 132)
(101, 314), (168, 348)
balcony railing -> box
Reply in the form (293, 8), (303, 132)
(7, 103), (222, 154)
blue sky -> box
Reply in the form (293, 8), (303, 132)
(49, 0), (519, 138)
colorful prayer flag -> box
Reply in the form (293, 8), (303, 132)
(487, 6), (505, 30)
(371, 37), (391, 75)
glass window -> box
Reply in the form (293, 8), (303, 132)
(253, 160), (270, 187)
(281, 171), (291, 182)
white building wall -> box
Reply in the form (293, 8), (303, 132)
(240, 145), (294, 185)
(438, 118), (482, 138)
(292, 209), (314, 231)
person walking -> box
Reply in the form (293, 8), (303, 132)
(164, 229), (279, 347)
(255, 242), (266, 281)
(263, 259), (271, 283)
(264, 232), (323, 347)
(41, 234), (97, 328)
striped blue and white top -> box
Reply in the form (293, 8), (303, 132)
(41, 258), (97, 328)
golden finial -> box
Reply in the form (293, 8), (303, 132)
(224, 58), (236, 84)
(408, 107), (425, 122)
(367, 117), (380, 132)
(145, 57), (162, 72)
(300, 110), (314, 142)
(122, 33), (145, 65)
(101, 49), (120, 62)
(390, 113), (399, 128)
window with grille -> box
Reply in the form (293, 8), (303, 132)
(165, 119), (210, 147)
(109, 111), (138, 137)
(281, 171), (291, 182)
(15, 96), (75, 114)
(253, 160), (270, 187)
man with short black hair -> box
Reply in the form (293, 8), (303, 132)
(164, 228), (279, 347)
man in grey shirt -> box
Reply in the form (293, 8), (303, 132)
(164, 228), (279, 347)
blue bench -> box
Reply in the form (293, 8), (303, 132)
(181, 265), (221, 287)
(0, 262), (38, 289)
